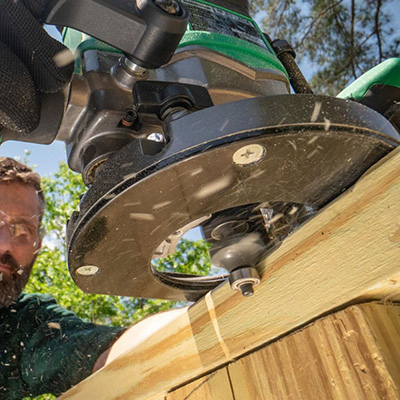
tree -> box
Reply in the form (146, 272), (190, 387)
(252, 0), (400, 94)
(23, 162), (211, 400)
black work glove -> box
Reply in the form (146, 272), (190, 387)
(0, 0), (74, 133)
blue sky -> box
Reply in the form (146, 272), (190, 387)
(0, 141), (67, 176)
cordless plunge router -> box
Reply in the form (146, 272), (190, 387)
(3, 0), (400, 300)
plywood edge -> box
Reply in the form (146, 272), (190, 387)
(358, 302), (400, 394)
(59, 147), (400, 400)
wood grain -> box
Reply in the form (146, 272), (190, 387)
(228, 303), (400, 400)
(167, 368), (233, 400)
(58, 147), (400, 400)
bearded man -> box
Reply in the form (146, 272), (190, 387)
(0, 157), (128, 399)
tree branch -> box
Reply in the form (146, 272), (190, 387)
(350, 0), (356, 78)
(375, 0), (383, 61)
(299, 0), (345, 47)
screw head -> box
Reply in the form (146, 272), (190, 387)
(147, 132), (164, 143)
(76, 265), (100, 276)
(233, 144), (266, 166)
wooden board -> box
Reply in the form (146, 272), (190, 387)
(228, 302), (400, 400)
(169, 303), (400, 399)
(167, 368), (233, 400)
(58, 147), (400, 400)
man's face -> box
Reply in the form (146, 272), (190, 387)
(0, 182), (41, 307)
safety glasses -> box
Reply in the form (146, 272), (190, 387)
(0, 209), (39, 247)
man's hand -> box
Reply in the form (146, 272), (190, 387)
(0, 0), (73, 133)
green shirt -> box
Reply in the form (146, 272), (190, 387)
(0, 293), (125, 399)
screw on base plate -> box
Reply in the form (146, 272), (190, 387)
(232, 144), (266, 166)
(229, 266), (261, 297)
(76, 265), (100, 276)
